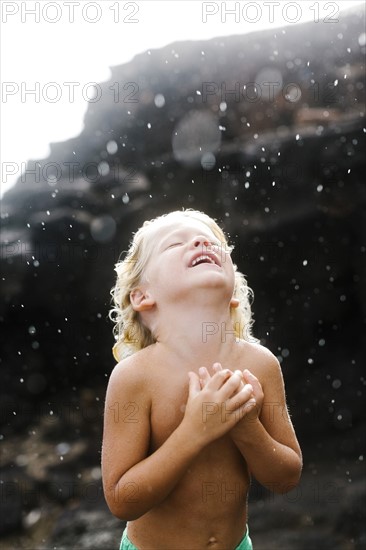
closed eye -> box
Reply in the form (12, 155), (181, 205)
(165, 242), (183, 249)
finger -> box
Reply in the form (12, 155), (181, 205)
(206, 369), (232, 391)
(234, 369), (244, 382)
(221, 390), (256, 422)
(227, 383), (254, 405)
(233, 370), (245, 391)
(226, 386), (255, 411)
(212, 362), (223, 374)
(198, 366), (211, 388)
(188, 371), (201, 397)
(220, 373), (249, 399)
(234, 397), (258, 422)
(243, 370), (261, 393)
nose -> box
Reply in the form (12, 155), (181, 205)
(192, 235), (211, 248)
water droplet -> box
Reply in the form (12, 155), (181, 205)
(98, 161), (110, 176)
(56, 442), (71, 456)
(201, 152), (216, 170)
(358, 33), (366, 47)
(106, 140), (118, 155)
(154, 94), (165, 108)
(24, 509), (41, 528)
(90, 215), (116, 243)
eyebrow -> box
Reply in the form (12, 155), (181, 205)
(158, 230), (184, 250)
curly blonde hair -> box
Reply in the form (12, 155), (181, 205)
(109, 209), (258, 362)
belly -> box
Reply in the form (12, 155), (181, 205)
(129, 436), (250, 549)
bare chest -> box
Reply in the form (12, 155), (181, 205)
(148, 373), (189, 450)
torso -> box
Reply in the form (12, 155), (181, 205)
(126, 340), (263, 550)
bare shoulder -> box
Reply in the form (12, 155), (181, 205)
(241, 340), (279, 368)
(239, 340), (283, 387)
(106, 345), (154, 402)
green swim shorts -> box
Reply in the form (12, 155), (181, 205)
(119, 525), (253, 550)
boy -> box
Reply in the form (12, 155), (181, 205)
(102, 209), (302, 550)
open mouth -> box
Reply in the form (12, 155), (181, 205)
(189, 254), (220, 267)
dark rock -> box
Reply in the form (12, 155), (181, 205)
(43, 500), (124, 550)
(334, 481), (366, 545)
(249, 467), (366, 549)
(0, 467), (39, 535)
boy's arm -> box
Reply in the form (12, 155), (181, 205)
(102, 359), (254, 520)
(229, 350), (302, 493)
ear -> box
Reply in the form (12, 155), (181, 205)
(230, 297), (240, 308)
(130, 288), (155, 312)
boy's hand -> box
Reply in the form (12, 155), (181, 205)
(182, 366), (256, 448)
(207, 363), (264, 416)
(201, 363), (264, 439)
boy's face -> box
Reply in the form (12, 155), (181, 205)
(139, 217), (236, 305)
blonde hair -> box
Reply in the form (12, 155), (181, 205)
(109, 209), (258, 362)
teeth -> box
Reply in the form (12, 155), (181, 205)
(191, 255), (215, 267)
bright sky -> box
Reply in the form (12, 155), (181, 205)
(1, 0), (364, 196)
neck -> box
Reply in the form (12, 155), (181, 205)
(151, 300), (238, 368)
